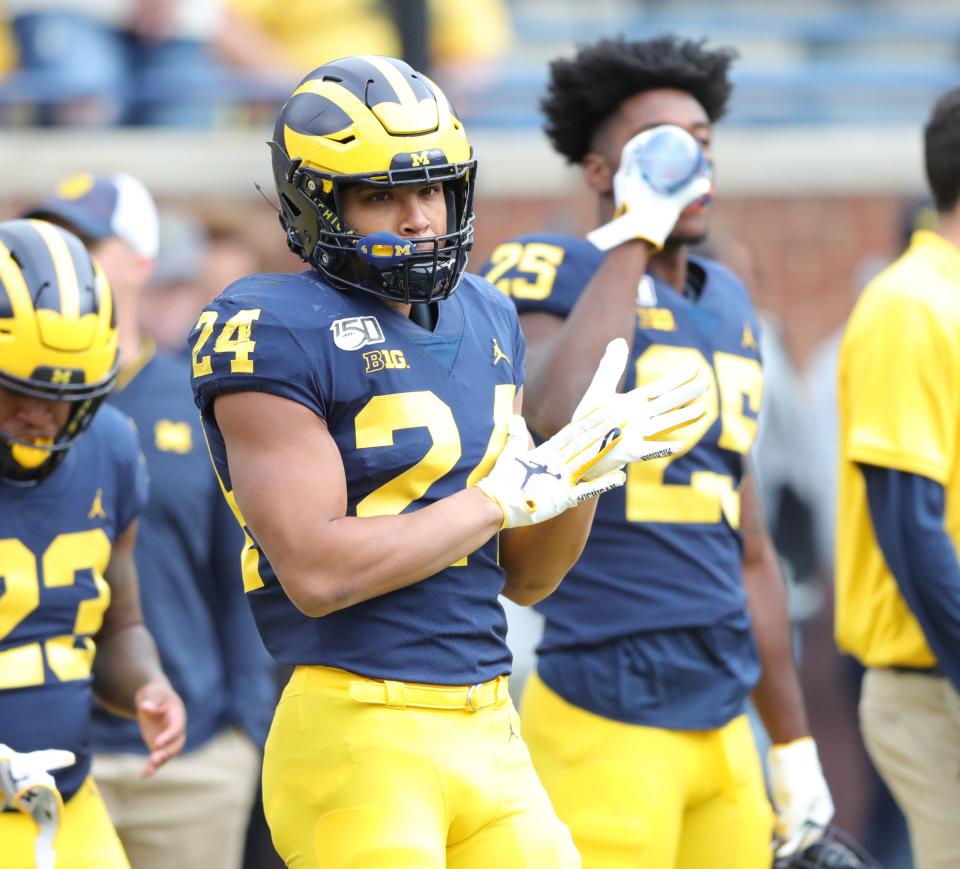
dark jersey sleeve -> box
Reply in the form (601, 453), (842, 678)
(105, 407), (149, 536)
(511, 303), (527, 391)
(470, 273), (527, 391)
(478, 234), (604, 319)
(190, 277), (329, 421)
(862, 464), (960, 691)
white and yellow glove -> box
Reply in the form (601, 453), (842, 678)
(0, 744), (76, 869)
(572, 338), (706, 481)
(476, 338), (706, 527)
(768, 737), (835, 859)
(476, 412), (627, 529)
(587, 124), (713, 252)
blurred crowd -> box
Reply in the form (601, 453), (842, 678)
(0, 0), (512, 126)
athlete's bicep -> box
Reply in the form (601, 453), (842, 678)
(213, 390), (348, 576)
(739, 463), (777, 571)
(519, 311), (564, 376)
(518, 312), (566, 435)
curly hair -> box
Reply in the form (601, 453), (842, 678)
(542, 35), (738, 164)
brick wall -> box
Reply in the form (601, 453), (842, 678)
(473, 193), (908, 370)
(38, 190), (905, 375)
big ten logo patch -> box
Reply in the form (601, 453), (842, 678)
(363, 349), (409, 374)
(330, 316), (385, 351)
(154, 420), (193, 454)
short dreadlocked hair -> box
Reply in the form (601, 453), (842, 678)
(542, 35), (738, 164)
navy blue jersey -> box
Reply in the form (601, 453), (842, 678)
(91, 343), (275, 755)
(191, 270), (525, 685)
(483, 234), (764, 727)
(0, 406), (148, 799)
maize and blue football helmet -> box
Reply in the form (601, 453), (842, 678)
(0, 219), (118, 485)
(270, 55), (476, 304)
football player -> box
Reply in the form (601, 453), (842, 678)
(0, 219), (186, 868)
(481, 36), (833, 868)
(25, 172), (275, 869)
(189, 55), (705, 867)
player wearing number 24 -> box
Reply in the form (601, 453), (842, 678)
(189, 55), (704, 867)
(0, 220), (186, 868)
(482, 36), (834, 868)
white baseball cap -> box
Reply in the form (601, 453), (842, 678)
(25, 172), (159, 259)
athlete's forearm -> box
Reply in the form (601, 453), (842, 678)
(743, 558), (810, 744)
(93, 623), (168, 718)
(256, 487), (504, 618)
(93, 523), (167, 717)
(523, 241), (651, 436)
(740, 471), (810, 743)
(500, 498), (599, 605)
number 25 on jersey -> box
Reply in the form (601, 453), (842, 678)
(628, 344), (761, 528)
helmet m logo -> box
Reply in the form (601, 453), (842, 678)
(50, 368), (73, 384)
(411, 151), (430, 167)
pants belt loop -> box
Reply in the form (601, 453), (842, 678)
(466, 684), (482, 712)
(384, 680), (407, 708)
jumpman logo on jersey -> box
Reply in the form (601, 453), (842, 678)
(87, 488), (106, 521)
(491, 338), (511, 367)
(515, 457), (561, 488)
(741, 322), (758, 351)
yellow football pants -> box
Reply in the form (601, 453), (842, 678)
(262, 665), (580, 868)
(521, 672), (774, 869)
(1, 776), (129, 869)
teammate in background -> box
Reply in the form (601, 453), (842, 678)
(482, 36), (833, 868)
(0, 219), (185, 867)
(25, 175), (275, 869)
(189, 55), (705, 867)
(836, 85), (960, 869)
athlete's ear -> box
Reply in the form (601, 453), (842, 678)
(583, 152), (614, 196)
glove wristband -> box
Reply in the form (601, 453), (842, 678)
(587, 213), (661, 252)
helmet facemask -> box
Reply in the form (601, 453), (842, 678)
(272, 144), (476, 305)
(0, 372), (115, 486)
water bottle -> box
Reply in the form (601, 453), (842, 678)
(632, 125), (709, 194)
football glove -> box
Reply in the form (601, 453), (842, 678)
(0, 744), (75, 869)
(587, 124), (713, 252)
(572, 338), (707, 481)
(476, 412), (627, 529)
(768, 737), (835, 859)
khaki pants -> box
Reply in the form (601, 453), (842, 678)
(93, 727), (261, 869)
(860, 667), (960, 869)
